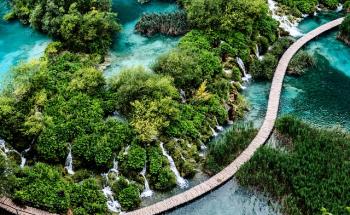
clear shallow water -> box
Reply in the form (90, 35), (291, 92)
(167, 179), (280, 215)
(280, 12), (350, 130)
(0, 1), (50, 85)
(105, 0), (180, 76)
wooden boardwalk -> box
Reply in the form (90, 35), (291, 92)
(0, 197), (57, 215)
(0, 18), (344, 215)
(125, 17), (345, 215)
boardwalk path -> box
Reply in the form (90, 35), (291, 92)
(0, 18), (344, 215)
(125, 18), (345, 215)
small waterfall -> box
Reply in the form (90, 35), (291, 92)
(140, 164), (153, 198)
(110, 158), (119, 175)
(267, 0), (303, 37)
(65, 144), (74, 175)
(123, 145), (130, 155)
(102, 159), (122, 213)
(236, 57), (252, 82)
(255, 44), (263, 60)
(180, 89), (186, 103)
(159, 142), (188, 189)
(214, 117), (224, 132)
(336, 4), (343, 12)
(227, 120), (234, 125)
(199, 140), (207, 151)
(209, 126), (219, 137)
(102, 185), (122, 213)
(0, 139), (27, 168)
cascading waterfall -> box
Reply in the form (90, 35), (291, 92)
(336, 3), (343, 12)
(214, 117), (224, 132)
(236, 57), (252, 82)
(65, 144), (74, 175)
(102, 158), (122, 213)
(0, 139), (27, 168)
(255, 44), (263, 60)
(160, 142), (189, 189)
(267, 0), (303, 37)
(140, 164), (154, 198)
(110, 158), (119, 175)
(102, 183), (122, 213)
(180, 89), (186, 103)
(209, 126), (219, 137)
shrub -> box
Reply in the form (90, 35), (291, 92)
(117, 184), (141, 211)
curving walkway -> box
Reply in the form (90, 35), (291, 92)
(125, 17), (345, 215)
(0, 197), (57, 215)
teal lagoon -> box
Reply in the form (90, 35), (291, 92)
(105, 0), (180, 76)
(0, 1), (50, 85)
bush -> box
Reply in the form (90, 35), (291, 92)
(204, 123), (257, 174)
(154, 167), (176, 191)
(120, 144), (146, 173)
(117, 184), (141, 211)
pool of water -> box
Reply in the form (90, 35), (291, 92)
(167, 179), (280, 215)
(0, 1), (50, 86)
(105, 0), (180, 76)
(280, 12), (350, 130)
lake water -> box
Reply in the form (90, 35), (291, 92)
(105, 0), (180, 76)
(0, 1), (50, 86)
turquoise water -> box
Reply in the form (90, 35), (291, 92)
(105, 0), (180, 76)
(280, 13), (350, 130)
(0, 1), (50, 84)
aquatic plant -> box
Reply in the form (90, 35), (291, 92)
(136, 11), (189, 36)
(237, 116), (350, 215)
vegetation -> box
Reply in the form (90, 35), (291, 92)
(275, 0), (344, 15)
(135, 11), (189, 36)
(204, 124), (257, 175)
(237, 116), (350, 215)
(13, 163), (107, 214)
(339, 14), (350, 45)
(288, 50), (315, 75)
(7, 0), (120, 54)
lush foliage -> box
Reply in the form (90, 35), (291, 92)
(237, 116), (350, 215)
(339, 14), (350, 45)
(8, 0), (120, 54)
(204, 124), (257, 174)
(13, 163), (107, 214)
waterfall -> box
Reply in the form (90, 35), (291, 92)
(199, 140), (207, 151)
(209, 126), (219, 137)
(102, 184), (122, 213)
(65, 144), (74, 175)
(159, 142), (189, 189)
(255, 44), (263, 60)
(267, 0), (303, 37)
(236, 57), (252, 82)
(214, 117), (224, 132)
(110, 158), (119, 175)
(0, 139), (27, 168)
(336, 4), (343, 12)
(180, 89), (186, 103)
(140, 164), (153, 198)
(102, 159), (122, 213)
